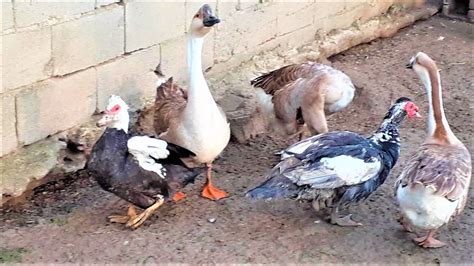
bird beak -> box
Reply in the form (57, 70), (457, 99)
(202, 4), (220, 27)
(406, 56), (416, 69)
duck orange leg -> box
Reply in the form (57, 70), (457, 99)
(413, 230), (446, 248)
(201, 163), (228, 200)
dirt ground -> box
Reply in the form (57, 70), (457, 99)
(1, 15), (473, 264)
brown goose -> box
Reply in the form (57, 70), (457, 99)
(395, 52), (471, 248)
(251, 62), (355, 139)
(153, 4), (229, 200)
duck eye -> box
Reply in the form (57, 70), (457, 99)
(195, 14), (199, 18)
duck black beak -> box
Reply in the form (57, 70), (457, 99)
(202, 4), (220, 27)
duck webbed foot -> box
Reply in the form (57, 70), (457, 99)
(201, 163), (228, 200)
(125, 195), (165, 229)
(329, 207), (362, 227)
(108, 205), (138, 224)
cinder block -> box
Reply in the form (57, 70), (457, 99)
(125, 2), (186, 52)
(276, 3), (315, 35)
(1, 1), (14, 31)
(52, 6), (124, 76)
(216, 1), (239, 18)
(16, 69), (96, 145)
(313, 1), (347, 20)
(215, 4), (278, 62)
(1, 93), (18, 157)
(95, 0), (119, 8)
(96, 46), (161, 110)
(14, 2), (95, 28)
(2, 27), (52, 92)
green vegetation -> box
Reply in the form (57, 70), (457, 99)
(0, 248), (28, 263)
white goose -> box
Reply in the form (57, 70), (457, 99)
(395, 52), (471, 248)
(153, 4), (230, 200)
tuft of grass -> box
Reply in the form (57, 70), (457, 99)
(0, 248), (28, 263)
(50, 216), (68, 226)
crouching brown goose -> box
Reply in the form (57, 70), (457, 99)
(247, 97), (420, 226)
(395, 52), (471, 248)
(86, 95), (204, 229)
(251, 62), (355, 139)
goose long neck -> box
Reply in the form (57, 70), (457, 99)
(421, 65), (454, 142)
(187, 36), (213, 100)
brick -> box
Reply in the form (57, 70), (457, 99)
(160, 34), (215, 85)
(16, 68), (96, 145)
(125, 2), (186, 52)
(2, 28), (52, 91)
(1, 1), (14, 31)
(1, 93), (17, 156)
(96, 46), (161, 110)
(52, 6), (124, 76)
(14, 1), (95, 28)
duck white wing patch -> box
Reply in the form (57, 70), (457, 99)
(281, 136), (319, 159)
(288, 155), (381, 188)
(128, 136), (170, 178)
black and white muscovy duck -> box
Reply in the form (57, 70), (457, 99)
(246, 97), (421, 226)
(86, 95), (205, 229)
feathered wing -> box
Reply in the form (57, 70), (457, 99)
(396, 144), (472, 216)
(251, 63), (313, 95)
(248, 132), (383, 199)
(153, 77), (187, 135)
(281, 131), (365, 159)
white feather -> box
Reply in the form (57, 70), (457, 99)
(396, 184), (459, 230)
(281, 137), (318, 159)
(318, 155), (380, 185)
(127, 136), (169, 178)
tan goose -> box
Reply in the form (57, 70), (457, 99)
(251, 62), (355, 139)
(395, 52), (471, 248)
(153, 4), (230, 200)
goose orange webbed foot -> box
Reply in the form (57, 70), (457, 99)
(172, 191), (186, 202)
(201, 182), (228, 200)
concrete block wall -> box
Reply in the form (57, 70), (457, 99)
(1, 0), (423, 157)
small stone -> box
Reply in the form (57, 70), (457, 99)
(314, 220), (321, 224)
(208, 218), (217, 223)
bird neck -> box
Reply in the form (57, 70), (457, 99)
(418, 66), (458, 145)
(111, 110), (129, 133)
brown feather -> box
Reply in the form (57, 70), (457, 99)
(153, 77), (187, 135)
(396, 144), (471, 216)
(252, 63), (351, 135)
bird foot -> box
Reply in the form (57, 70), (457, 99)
(108, 205), (138, 224)
(413, 235), (446, 248)
(330, 214), (363, 227)
(125, 196), (164, 230)
(172, 191), (186, 202)
(201, 183), (228, 200)
(108, 215), (131, 224)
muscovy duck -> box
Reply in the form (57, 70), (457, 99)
(247, 97), (420, 226)
(153, 4), (230, 201)
(86, 95), (204, 229)
(251, 62), (355, 139)
(395, 52), (471, 248)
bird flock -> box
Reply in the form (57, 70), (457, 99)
(85, 4), (471, 249)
